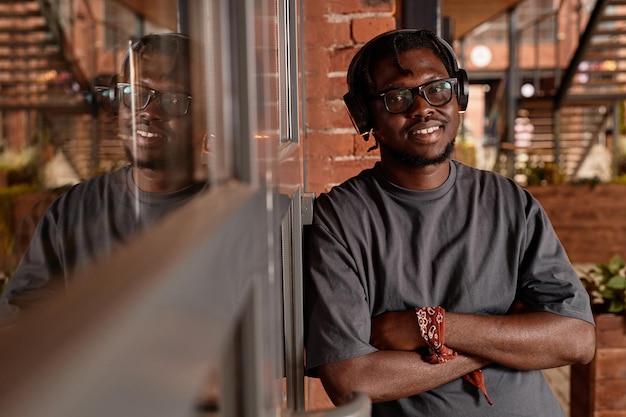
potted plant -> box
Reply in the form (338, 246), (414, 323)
(570, 255), (626, 417)
(579, 254), (626, 314)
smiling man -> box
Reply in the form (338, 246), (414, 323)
(304, 29), (595, 416)
(116, 34), (196, 193)
(0, 33), (206, 324)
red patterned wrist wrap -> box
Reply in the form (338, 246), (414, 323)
(415, 306), (493, 406)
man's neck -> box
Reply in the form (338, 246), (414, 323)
(132, 166), (193, 193)
(379, 159), (451, 190)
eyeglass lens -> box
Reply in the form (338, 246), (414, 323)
(120, 84), (190, 116)
(381, 78), (455, 114)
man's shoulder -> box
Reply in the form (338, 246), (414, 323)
(454, 161), (505, 181)
(316, 167), (377, 204)
(50, 168), (129, 215)
(454, 161), (526, 193)
(62, 167), (127, 196)
(322, 165), (378, 198)
(313, 166), (380, 223)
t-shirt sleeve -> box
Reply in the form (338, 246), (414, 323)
(516, 194), (594, 325)
(304, 219), (377, 376)
(0, 200), (66, 325)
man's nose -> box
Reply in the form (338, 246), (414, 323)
(407, 93), (434, 118)
(139, 97), (165, 120)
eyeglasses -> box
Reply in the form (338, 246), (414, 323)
(377, 78), (458, 114)
(117, 83), (192, 117)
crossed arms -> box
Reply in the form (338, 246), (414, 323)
(317, 310), (595, 405)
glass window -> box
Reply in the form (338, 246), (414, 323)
(0, 0), (208, 310)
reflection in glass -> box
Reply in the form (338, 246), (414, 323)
(0, 33), (206, 329)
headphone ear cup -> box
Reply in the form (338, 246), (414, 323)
(107, 74), (120, 115)
(343, 91), (371, 136)
(456, 68), (469, 111)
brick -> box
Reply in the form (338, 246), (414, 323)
(306, 157), (379, 194)
(304, 0), (398, 196)
(305, 72), (337, 100)
(306, 158), (333, 193)
(527, 184), (626, 263)
(306, 0), (393, 15)
(304, 75), (345, 102)
(303, 1), (331, 18)
(351, 17), (397, 43)
(304, 47), (331, 74)
(330, 158), (378, 185)
(331, 47), (359, 73)
(306, 99), (353, 131)
(328, 76), (349, 101)
(305, 20), (351, 47)
(327, 0), (364, 14)
(306, 132), (355, 158)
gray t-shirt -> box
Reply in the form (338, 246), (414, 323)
(0, 166), (205, 322)
(305, 160), (593, 416)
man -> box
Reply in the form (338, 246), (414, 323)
(0, 33), (206, 324)
(304, 29), (595, 416)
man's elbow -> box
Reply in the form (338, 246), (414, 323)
(318, 357), (382, 406)
(569, 320), (596, 365)
(318, 364), (359, 406)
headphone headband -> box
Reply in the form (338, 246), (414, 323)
(344, 29), (469, 137)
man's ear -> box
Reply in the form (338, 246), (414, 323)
(201, 132), (216, 165)
(344, 91), (372, 136)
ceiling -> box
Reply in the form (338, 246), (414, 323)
(115, 0), (178, 31)
(443, 0), (524, 39)
(117, 0), (525, 41)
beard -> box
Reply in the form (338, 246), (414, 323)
(123, 146), (192, 171)
(124, 146), (161, 170)
(380, 138), (456, 168)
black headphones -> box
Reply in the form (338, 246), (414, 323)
(343, 29), (469, 137)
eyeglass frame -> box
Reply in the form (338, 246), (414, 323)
(375, 78), (458, 114)
(116, 82), (192, 117)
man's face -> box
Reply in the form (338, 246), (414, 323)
(118, 51), (193, 172)
(368, 48), (461, 168)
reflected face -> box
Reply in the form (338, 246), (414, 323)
(368, 48), (461, 168)
(118, 51), (193, 172)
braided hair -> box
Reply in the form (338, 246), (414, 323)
(121, 33), (190, 83)
(349, 29), (457, 102)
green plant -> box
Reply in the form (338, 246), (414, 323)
(579, 254), (626, 314)
(522, 161), (565, 186)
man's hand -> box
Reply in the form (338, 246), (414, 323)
(370, 310), (427, 351)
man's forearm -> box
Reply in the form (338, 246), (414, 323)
(318, 350), (489, 405)
(371, 309), (596, 370)
(445, 311), (596, 369)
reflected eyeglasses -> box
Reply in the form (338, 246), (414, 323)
(117, 83), (192, 117)
(376, 78), (458, 114)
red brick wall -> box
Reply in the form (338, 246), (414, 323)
(527, 184), (626, 264)
(302, 3), (398, 407)
(303, 0), (396, 194)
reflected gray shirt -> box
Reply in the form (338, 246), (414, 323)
(0, 166), (205, 323)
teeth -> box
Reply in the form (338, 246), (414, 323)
(137, 129), (160, 138)
(117, 130), (161, 140)
(415, 126), (440, 135)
